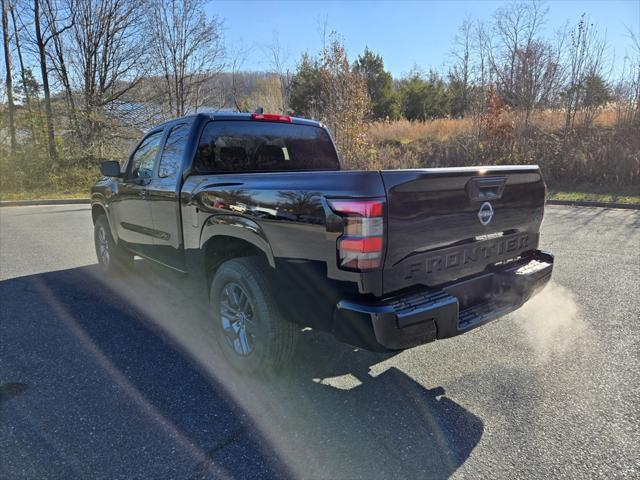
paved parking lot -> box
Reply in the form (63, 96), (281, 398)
(1, 204), (638, 479)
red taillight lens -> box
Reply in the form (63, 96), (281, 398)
(339, 236), (383, 253)
(327, 200), (383, 217)
(328, 198), (385, 271)
(250, 113), (292, 123)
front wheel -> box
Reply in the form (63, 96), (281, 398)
(94, 215), (132, 275)
(210, 257), (298, 375)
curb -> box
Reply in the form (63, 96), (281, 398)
(0, 198), (91, 207)
(546, 199), (640, 210)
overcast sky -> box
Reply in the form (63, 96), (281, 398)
(209, 0), (640, 78)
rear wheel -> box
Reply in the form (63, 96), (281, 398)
(94, 215), (132, 275)
(210, 257), (298, 375)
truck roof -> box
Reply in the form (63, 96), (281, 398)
(155, 112), (324, 130)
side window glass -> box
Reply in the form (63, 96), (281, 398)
(158, 124), (189, 180)
(129, 131), (163, 180)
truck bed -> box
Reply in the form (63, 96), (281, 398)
(184, 165), (546, 298)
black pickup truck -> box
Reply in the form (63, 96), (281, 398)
(92, 112), (553, 373)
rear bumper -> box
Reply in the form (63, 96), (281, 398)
(332, 250), (553, 351)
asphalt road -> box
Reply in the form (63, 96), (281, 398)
(1, 204), (638, 479)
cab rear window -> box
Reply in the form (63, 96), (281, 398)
(195, 121), (340, 172)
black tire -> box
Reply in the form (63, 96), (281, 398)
(210, 257), (298, 375)
(94, 214), (133, 275)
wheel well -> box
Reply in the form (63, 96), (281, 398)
(203, 236), (268, 286)
(92, 204), (107, 224)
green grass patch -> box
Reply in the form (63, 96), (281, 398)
(548, 190), (640, 205)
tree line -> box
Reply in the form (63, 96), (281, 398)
(288, 2), (638, 127)
(1, 0), (639, 182)
(1, 0), (224, 165)
(284, 2), (638, 166)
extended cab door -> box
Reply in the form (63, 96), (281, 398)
(145, 123), (191, 270)
(113, 129), (164, 255)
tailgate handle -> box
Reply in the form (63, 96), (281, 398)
(467, 177), (506, 202)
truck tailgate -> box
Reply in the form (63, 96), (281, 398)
(381, 166), (546, 295)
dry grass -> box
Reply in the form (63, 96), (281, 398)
(368, 109), (621, 146)
(528, 108), (619, 130)
(362, 109), (639, 188)
(367, 117), (475, 144)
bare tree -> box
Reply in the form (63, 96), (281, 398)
(49, 0), (148, 156)
(40, 0), (77, 132)
(449, 18), (473, 117)
(0, 64), (4, 104)
(228, 41), (250, 111)
(2, 0), (16, 154)
(317, 35), (370, 166)
(486, 1), (561, 124)
(516, 38), (563, 121)
(9, 0), (33, 120)
(147, 0), (224, 117)
(474, 20), (489, 89)
(265, 33), (292, 113)
(612, 31), (639, 125)
(32, 0), (67, 162)
(562, 14), (608, 130)
(316, 14), (330, 51)
(623, 27), (640, 123)
(489, 1), (547, 100)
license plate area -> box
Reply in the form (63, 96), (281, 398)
(443, 273), (494, 309)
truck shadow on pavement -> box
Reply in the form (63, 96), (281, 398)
(0, 261), (483, 480)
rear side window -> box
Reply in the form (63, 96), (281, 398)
(158, 124), (189, 179)
(195, 121), (340, 173)
(129, 131), (163, 179)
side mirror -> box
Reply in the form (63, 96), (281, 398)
(100, 160), (122, 178)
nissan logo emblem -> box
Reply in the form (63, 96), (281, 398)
(478, 202), (494, 226)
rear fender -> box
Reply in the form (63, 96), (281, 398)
(199, 215), (276, 268)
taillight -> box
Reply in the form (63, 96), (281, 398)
(250, 113), (292, 123)
(328, 199), (385, 271)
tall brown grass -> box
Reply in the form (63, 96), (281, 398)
(368, 117), (475, 144)
(368, 109), (620, 146)
(359, 109), (639, 188)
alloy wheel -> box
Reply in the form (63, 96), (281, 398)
(97, 226), (110, 267)
(219, 282), (257, 356)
